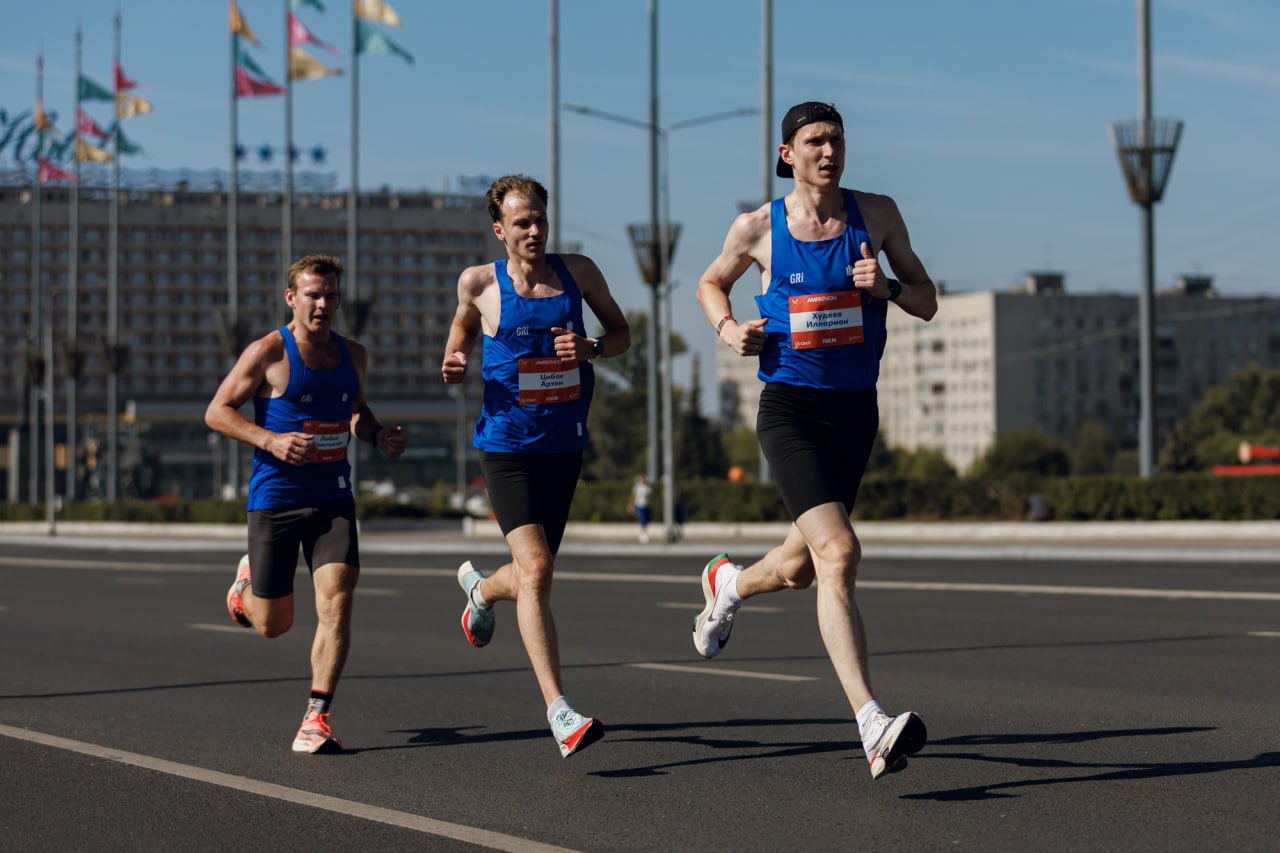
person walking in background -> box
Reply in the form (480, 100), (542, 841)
(441, 175), (630, 758)
(691, 102), (938, 780)
(628, 474), (653, 543)
(205, 254), (407, 753)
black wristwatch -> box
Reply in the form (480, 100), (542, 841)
(887, 279), (903, 302)
(589, 337), (604, 358)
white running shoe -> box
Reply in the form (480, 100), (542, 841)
(457, 561), (495, 647)
(550, 707), (604, 758)
(692, 554), (742, 659)
(864, 711), (927, 780)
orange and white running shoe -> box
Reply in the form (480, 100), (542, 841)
(866, 711), (927, 780)
(550, 708), (604, 758)
(292, 710), (343, 754)
(226, 554), (252, 628)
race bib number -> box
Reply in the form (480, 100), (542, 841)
(788, 291), (863, 349)
(518, 357), (582, 405)
(302, 419), (351, 463)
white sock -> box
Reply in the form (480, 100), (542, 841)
(711, 566), (744, 620)
(470, 581), (490, 610)
(547, 695), (570, 724)
(856, 700), (887, 746)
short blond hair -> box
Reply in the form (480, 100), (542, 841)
(287, 254), (344, 291)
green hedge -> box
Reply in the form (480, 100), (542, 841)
(6, 473), (1279, 523)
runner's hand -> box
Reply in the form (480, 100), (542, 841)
(442, 351), (468, 383)
(551, 327), (586, 362)
(267, 432), (314, 466)
(853, 241), (889, 298)
(375, 424), (408, 459)
(721, 317), (767, 357)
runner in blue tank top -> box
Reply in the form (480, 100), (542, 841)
(206, 254), (408, 754)
(693, 103), (940, 781)
(441, 175), (630, 758)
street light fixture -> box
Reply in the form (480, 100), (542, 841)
(562, 102), (758, 541)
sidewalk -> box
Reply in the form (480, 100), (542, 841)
(2, 518), (1277, 562)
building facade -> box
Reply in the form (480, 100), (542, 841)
(1, 174), (493, 501)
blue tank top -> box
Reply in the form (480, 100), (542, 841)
(755, 189), (888, 391)
(473, 254), (595, 453)
(246, 326), (360, 511)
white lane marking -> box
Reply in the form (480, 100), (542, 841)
(1248, 631), (1280, 637)
(626, 662), (816, 682)
(656, 602), (785, 613)
(189, 623), (255, 634)
(0, 723), (579, 853)
(7, 555), (1279, 602)
(858, 580), (1280, 601)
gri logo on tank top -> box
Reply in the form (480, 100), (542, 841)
(789, 272), (805, 284)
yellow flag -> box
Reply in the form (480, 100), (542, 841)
(289, 47), (343, 81)
(230, 1), (261, 46)
(116, 92), (153, 119)
(35, 99), (54, 131)
(75, 137), (113, 163)
(356, 0), (400, 27)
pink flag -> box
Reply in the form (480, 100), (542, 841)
(39, 157), (75, 183)
(288, 11), (339, 55)
(76, 106), (110, 141)
(115, 60), (137, 91)
(234, 66), (285, 98)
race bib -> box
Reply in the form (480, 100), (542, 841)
(302, 419), (351, 463)
(788, 291), (863, 349)
(518, 357), (582, 405)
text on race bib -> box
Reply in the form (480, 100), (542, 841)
(302, 419), (351, 463)
(517, 357), (582, 405)
(788, 291), (864, 349)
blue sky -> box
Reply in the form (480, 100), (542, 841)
(4, 0), (1279, 406)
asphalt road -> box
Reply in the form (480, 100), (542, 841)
(1, 540), (1277, 851)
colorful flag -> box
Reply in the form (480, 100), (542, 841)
(291, 0), (325, 11)
(289, 46), (343, 81)
(356, 0), (400, 27)
(234, 66), (285, 97)
(34, 99), (54, 131)
(288, 12), (339, 55)
(356, 21), (413, 64)
(116, 91), (153, 119)
(115, 125), (143, 156)
(79, 75), (113, 102)
(235, 42), (271, 79)
(229, 1), (260, 46)
(39, 157), (75, 183)
(75, 137), (112, 163)
(77, 106), (110, 141)
(114, 60), (137, 91)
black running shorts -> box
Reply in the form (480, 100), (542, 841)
(480, 450), (583, 554)
(246, 498), (359, 599)
(756, 383), (879, 520)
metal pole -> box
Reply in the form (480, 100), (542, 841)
(758, 0), (773, 484)
(1137, 0), (1155, 477)
(228, 23), (241, 498)
(348, 7), (360, 493)
(549, 0), (560, 253)
(45, 328), (56, 533)
(30, 53), (44, 505)
(68, 26), (81, 502)
(646, 0), (660, 487)
(658, 132), (675, 540)
(282, 0), (294, 328)
(107, 14), (120, 501)
(454, 388), (466, 502)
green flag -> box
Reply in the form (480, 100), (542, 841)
(290, 0), (325, 11)
(115, 124), (143, 156)
(236, 43), (271, 80)
(78, 75), (113, 102)
(356, 21), (413, 64)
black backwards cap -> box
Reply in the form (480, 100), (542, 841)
(775, 101), (844, 178)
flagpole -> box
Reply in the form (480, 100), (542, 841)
(348, 7), (361, 492)
(549, 0), (559, 253)
(282, 0), (294, 328)
(227, 9), (241, 499)
(30, 52), (45, 505)
(68, 26), (81, 502)
(106, 13), (121, 502)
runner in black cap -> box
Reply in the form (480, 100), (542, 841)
(691, 101), (939, 780)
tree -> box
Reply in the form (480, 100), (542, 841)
(1183, 365), (1280, 467)
(675, 353), (728, 479)
(1071, 419), (1116, 475)
(969, 427), (1070, 480)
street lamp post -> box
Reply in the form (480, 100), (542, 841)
(563, 103), (757, 541)
(1109, 0), (1182, 477)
